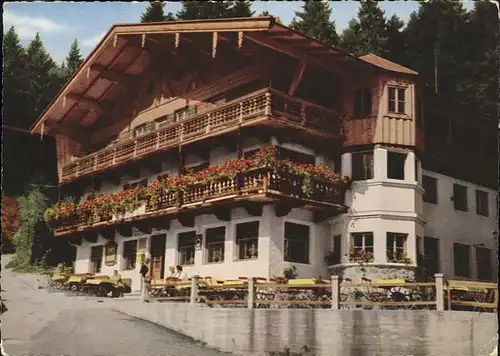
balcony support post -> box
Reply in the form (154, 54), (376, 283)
(264, 91), (271, 116)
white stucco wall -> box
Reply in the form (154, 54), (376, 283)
(422, 170), (497, 280)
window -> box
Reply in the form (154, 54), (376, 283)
(277, 146), (315, 165)
(175, 106), (197, 121)
(184, 162), (209, 174)
(351, 151), (374, 180)
(236, 221), (259, 260)
(350, 233), (374, 261)
(123, 179), (148, 191)
(388, 87), (406, 114)
(134, 122), (155, 137)
(476, 247), (492, 281)
(155, 114), (175, 129)
(386, 233), (407, 262)
(453, 184), (468, 212)
(453, 243), (471, 278)
(475, 190), (489, 217)
(206, 226), (225, 263)
(387, 151), (406, 180)
(178, 231), (196, 266)
(90, 246), (103, 273)
(424, 236), (440, 278)
(353, 89), (372, 116)
(284, 222), (310, 264)
(327, 235), (342, 265)
(422, 175), (438, 204)
(123, 240), (138, 270)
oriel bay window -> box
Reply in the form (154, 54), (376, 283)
(206, 226), (226, 263)
(388, 87), (406, 114)
(123, 240), (138, 270)
(284, 222), (310, 264)
(90, 245), (103, 273)
(350, 233), (374, 262)
(236, 221), (259, 260)
(178, 231), (196, 266)
(386, 233), (407, 263)
(352, 151), (374, 180)
(387, 151), (406, 180)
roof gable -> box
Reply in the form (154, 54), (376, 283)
(359, 53), (418, 75)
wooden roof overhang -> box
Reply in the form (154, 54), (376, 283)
(30, 17), (377, 142)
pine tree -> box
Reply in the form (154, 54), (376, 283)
(340, 0), (388, 56)
(229, 1), (254, 17)
(141, 1), (168, 23)
(63, 39), (84, 81)
(259, 10), (283, 24)
(2, 27), (31, 128)
(25, 33), (62, 125)
(289, 1), (340, 46)
(177, 1), (232, 20)
(384, 15), (406, 64)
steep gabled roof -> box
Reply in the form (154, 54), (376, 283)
(29, 17), (384, 136)
(360, 53), (418, 75)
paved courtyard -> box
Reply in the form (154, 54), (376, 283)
(1, 256), (231, 356)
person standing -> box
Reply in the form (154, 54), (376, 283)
(140, 258), (150, 303)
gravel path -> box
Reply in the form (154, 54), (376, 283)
(1, 255), (231, 356)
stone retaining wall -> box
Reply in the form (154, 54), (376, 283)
(114, 301), (498, 356)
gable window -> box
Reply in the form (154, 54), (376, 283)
(388, 87), (406, 114)
(353, 88), (372, 116)
(134, 122), (155, 138)
(206, 226), (225, 263)
(350, 232), (374, 262)
(476, 247), (492, 281)
(453, 184), (468, 212)
(123, 240), (138, 270)
(90, 245), (103, 273)
(453, 243), (470, 278)
(123, 179), (148, 191)
(284, 222), (310, 264)
(387, 151), (406, 180)
(422, 175), (438, 204)
(175, 105), (198, 122)
(178, 231), (196, 266)
(351, 151), (374, 180)
(475, 190), (489, 217)
(277, 146), (315, 165)
(386, 233), (407, 263)
(236, 221), (259, 260)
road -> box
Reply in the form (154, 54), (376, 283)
(1, 255), (231, 356)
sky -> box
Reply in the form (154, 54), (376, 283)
(4, 1), (475, 64)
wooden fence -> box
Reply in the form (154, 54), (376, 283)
(144, 274), (498, 312)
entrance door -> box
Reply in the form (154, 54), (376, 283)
(150, 234), (166, 280)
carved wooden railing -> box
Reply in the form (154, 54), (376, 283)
(54, 168), (347, 233)
(60, 88), (342, 183)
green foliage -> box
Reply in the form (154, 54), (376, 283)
(283, 266), (298, 280)
(141, 1), (174, 23)
(62, 39), (83, 82)
(228, 1), (254, 17)
(7, 188), (50, 272)
(290, 1), (340, 46)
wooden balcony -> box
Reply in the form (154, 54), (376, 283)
(53, 168), (347, 236)
(60, 88), (342, 184)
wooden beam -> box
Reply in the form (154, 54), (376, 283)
(274, 203), (292, 217)
(66, 93), (103, 114)
(212, 32), (218, 58)
(288, 59), (307, 96)
(116, 224), (133, 237)
(178, 213), (195, 228)
(213, 206), (231, 222)
(90, 64), (136, 87)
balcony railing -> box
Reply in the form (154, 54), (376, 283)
(60, 88), (342, 183)
(54, 168), (347, 235)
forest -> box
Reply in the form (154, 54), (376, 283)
(2, 0), (497, 268)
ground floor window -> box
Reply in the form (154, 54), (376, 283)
(123, 240), (137, 270)
(236, 221), (259, 260)
(386, 233), (407, 262)
(350, 232), (374, 262)
(476, 247), (492, 281)
(178, 231), (196, 266)
(90, 245), (103, 273)
(453, 243), (471, 278)
(284, 222), (310, 264)
(206, 226), (226, 263)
